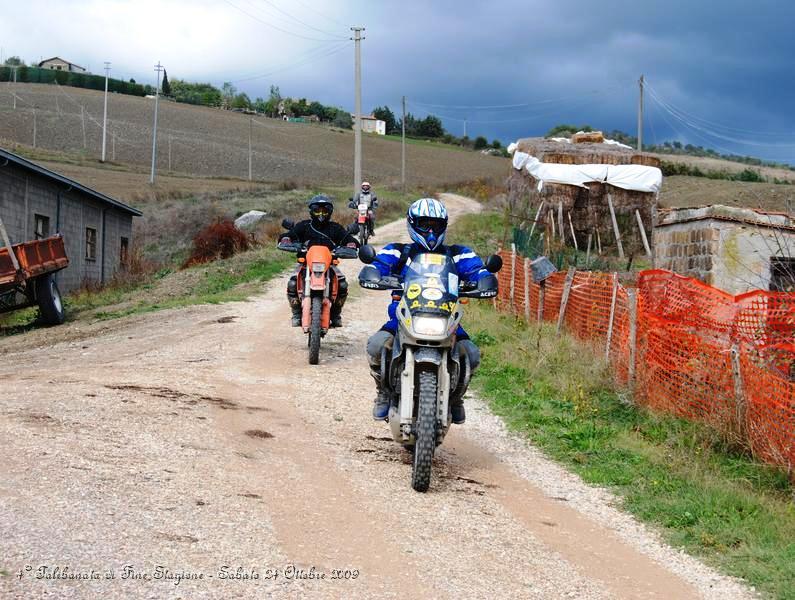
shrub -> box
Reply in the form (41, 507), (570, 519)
(474, 136), (488, 150)
(183, 219), (249, 267)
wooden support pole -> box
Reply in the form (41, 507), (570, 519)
(528, 200), (544, 239)
(586, 233), (592, 268)
(730, 345), (747, 438)
(556, 267), (576, 335)
(627, 288), (638, 390)
(605, 272), (619, 359)
(523, 257), (531, 323)
(0, 217), (20, 271)
(635, 209), (652, 257)
(568, 212), (579, 252)
(607, 193), (625, 259)
(558, 201), (565, 240)
(596, 228), (602, 255)
(549, 209), (556, 241)
(509, 243), (516, 312)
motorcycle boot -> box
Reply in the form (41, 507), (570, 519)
(449, 399), (466, 424)
(287, 275), (302, 327)
(330, 270), (348, 328)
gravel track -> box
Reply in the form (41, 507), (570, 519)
(0, 194), (754, 599)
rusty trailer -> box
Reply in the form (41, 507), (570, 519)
(0, 216), (69, 325)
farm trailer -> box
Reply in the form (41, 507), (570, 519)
(0, 216), (69, 325)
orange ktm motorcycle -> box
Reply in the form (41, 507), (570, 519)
(278, 220), (358, 364)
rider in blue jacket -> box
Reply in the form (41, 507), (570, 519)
(366, 197), (491, 424)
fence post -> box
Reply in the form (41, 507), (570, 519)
(556, 267), (576, 335)
(607, 193), (625, 259)
(730, 345), (747, 439)
(538, 280), (545, 322)
(523, 257), (530, 323)
(509, 243), (516, 312)
(567, 212), (579, 252)
(558, 201), (565, 240)
(627, 288), (638, 391)
(605, 272), (619, 359)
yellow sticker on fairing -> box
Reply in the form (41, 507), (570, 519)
(406, 283), (422, 299)
(410, 300), (421, 309)
(420, 254), (444, 265)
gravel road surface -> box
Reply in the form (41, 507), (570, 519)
(0, 194), (754, 599)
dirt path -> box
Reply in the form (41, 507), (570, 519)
(0, 194), (753, 599)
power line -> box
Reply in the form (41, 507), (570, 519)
(229, 40), (350, 83)
(289, 0), (350, 29)
(220, 0), (347, 42)
(253, 0), (348, 39)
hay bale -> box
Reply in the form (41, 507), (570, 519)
(571, 130), (605, 144)
(514, 136), (660, 168)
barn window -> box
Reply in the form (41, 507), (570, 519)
(85, 227), (97, 261)
(34, 214), (50, 239)
(120, 237), (129, 268)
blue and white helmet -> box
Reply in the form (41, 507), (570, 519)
(407, 198), (448, 251)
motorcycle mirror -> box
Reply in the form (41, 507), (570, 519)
(358, 244), (376, 264)
(485, 254), (503, 273)
(281, 218), (294, 230)
(358, 265), (381, 288)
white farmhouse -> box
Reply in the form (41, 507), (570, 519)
(37, 57), (87, 74)
(353, 114), (386, 135)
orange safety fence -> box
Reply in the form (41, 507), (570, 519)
(494, 248), (795, 474)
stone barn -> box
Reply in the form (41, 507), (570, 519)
(654, 205), (795, 294)
(507, 136), (662, 258)
(0, 148), (141, 292)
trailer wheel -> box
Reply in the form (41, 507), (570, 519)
(36, 274), (65, 325)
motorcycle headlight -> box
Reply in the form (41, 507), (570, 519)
(413, 316), (447, 336)
(312, 262), (326, 273)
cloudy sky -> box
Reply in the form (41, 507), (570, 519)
(2, 0), (794, 163)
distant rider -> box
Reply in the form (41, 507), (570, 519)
(364, 197), (491, 424)
(280, 195), (359, 328)
(348, 181), (378, 236)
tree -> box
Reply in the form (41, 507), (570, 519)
(4, 56), (24, 66)
(254, 97), (267, 113)
(492, 139), (502, 149)
(372, 105), (397, 134)
(418, 115), (444, 138)
(161, 69), (171, 96)
(332, 109), (353, 129)
(231, 92), (252, 109)
(222, 82), (237, 108)
(474, 136), (488, 150)
(264, 85), (281, 116)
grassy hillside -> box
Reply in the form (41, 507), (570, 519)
(0, 82), (509, 187)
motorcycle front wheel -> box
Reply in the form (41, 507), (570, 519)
(411, 368), (437, 492)
(358, 223), (368, 246)
(308, 295), (322, 365)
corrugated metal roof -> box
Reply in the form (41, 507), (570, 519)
(0, 148), (142, 216)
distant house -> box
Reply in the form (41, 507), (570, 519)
(0, 148), (141, 292)
(354, 115), (386, 135)
(37, 57), (87, 74)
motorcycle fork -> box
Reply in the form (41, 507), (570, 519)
(396, 348), (451, 442)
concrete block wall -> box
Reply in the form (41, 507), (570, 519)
(653, 223), (719, 282)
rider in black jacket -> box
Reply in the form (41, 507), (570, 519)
(280, 195), (359, 327)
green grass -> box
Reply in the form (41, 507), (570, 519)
(465, 302), (795, 599)
(447, 211), (795, 598)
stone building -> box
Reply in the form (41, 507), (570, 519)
(37, 57), (87, 73)
(353, 115), (386, 135)
(0, 148), (141, 292)
(654, 205), (795, 294)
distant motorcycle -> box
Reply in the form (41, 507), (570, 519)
(358, 245), (502, 491)
(278, 220), (358, 365)
(349, 194), (375, 246)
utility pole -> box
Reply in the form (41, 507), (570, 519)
(351, 26), (364, 194)
(463, 118), (467, 139)
(168, 135), (172, 171)
(401, 95), (406, 192)
(81, 106), (87, 149)
(12, 66), (17, 110)
(32, 107), (37, 148)
(637, 74), (644, 152)
(150, 61), (163, 184)
(101, 61), (110, 162)
(248, 116), (253, 181)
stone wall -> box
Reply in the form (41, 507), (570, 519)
(653, 222), (718, 282)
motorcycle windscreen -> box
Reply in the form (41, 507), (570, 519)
(402, 252), (459, 317)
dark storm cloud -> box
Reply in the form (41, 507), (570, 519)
(287, 0), (795, 162)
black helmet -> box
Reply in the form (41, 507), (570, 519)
(307, 194), (333, 225)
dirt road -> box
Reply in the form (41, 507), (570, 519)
(0, 194), (753, 599)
